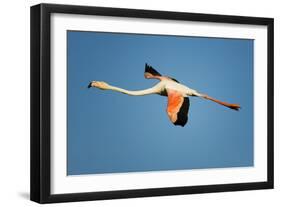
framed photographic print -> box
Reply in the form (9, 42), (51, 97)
(30, 3), (274, 203)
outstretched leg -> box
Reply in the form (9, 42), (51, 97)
(192, 91), (240, 111)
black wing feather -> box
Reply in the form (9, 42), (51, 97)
(168, 77), (179, 83)
(173, 97), (190, 127)
(145, 63), (162, 76)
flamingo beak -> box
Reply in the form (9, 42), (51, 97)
(88, 82), (92, 88)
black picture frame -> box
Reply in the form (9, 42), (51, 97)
(30, 3), (274, 204)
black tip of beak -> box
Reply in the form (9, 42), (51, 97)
(88, 82), (92, 88)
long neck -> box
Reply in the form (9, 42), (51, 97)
(108, 85), (159, 96)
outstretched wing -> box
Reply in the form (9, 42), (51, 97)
(144, 63), (180, 83)
(166, 89), (190, 127)
(144, 63), (162, 79)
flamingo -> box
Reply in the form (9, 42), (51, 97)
(88, 64), (240, 127)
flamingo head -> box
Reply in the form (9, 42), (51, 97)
(88, 81), (110, 90)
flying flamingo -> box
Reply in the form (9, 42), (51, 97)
(88, 64), (240, 127)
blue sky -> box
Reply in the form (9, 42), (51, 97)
(67, 31), (253, 175)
